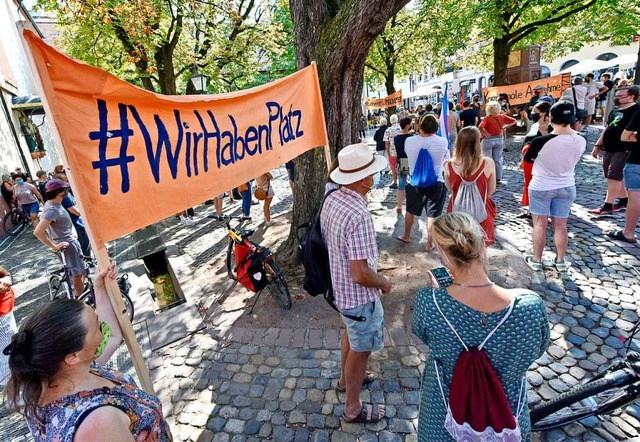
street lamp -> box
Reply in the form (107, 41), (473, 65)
(189, 70), (208, 94)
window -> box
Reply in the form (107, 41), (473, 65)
(596, 52), (618, 61)
(559, 60), (579, 71)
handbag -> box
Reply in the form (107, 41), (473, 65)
(254, 187), (268, 200)
(253, 174), (271, 201)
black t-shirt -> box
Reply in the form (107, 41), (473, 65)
(394, 133), (412, 159)
(374, 125), (388, 151)
(602, 104), (640, 152)
(624, 108), (640, 164)
(598, 80), (614, 101)
(460, 109), (477, 127)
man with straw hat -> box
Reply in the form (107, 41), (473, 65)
(320, 143), (391, 424)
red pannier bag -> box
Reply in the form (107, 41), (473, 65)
(235, 243), (268, 292)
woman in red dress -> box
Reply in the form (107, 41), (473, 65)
(444, 127), (497, 245)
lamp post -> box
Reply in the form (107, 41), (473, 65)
(189, 70), (208, 94)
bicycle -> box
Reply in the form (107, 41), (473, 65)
(2, 205), (30, 236)
(530, 320), (640, 431)
(223, 216), (292, 310)
(48, 249), (135, 322)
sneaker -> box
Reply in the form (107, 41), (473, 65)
(612, 203), (626, 212)
(179, 215), (196, 226)
(524, 255), (544, 271)
(588, 206), (613, 215)
(265, 220), (276, 227)
(240, 216), (252, 221)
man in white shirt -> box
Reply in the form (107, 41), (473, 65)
(584, 73), (608, 130)
(397, 115), (450, 251)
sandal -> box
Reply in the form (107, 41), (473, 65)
(554, 261), (569, 272)
(336, 371), (376, 392)
(606, 230), (637, 244)
(342, 402), (385, 424)
(396, 207), (402, 214)
(524, 255), (544, 271)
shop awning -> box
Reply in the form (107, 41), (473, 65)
(11, 95), (45, 115)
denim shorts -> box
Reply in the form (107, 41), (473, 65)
(339, 300), (384, 352)
(528, 186), (576, 218)
(398, 172), (408, 191)
(21, 202), (39, 216)
(624, 163), (640, 191)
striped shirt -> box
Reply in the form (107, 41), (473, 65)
(320, 187), (380, 310)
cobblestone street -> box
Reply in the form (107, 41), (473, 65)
(2, 126), (640, 441)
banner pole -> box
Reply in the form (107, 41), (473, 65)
(310, 62), (332, 169)
(17, 25), (154, 393)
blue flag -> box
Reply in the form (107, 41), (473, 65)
(438, 83), (450, 145)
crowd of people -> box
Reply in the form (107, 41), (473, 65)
(1, 73), (639, 441)
(319, 81), (639, 439)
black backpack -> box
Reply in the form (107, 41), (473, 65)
(296, 189), (365, 322)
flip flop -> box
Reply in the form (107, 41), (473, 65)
(606, 230), (637, 244)
(342, 403), (385, 424)
(396, 207), (402, 214)
(396, 236), (411, 244)
(336, 371), (376, 393)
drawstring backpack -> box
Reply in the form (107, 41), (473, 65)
(432, 291), (526, 441)
(451, 161), (488, 223)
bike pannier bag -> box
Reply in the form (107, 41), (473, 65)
(235, 243), (268, 292)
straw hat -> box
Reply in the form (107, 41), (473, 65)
(330, 143), (388, 185)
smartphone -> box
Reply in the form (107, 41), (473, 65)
(430, 266), (453, 288)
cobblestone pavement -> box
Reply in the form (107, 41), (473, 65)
(3, 126), (640, 441)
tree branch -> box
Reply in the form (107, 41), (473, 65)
(509, 0), (597, 44)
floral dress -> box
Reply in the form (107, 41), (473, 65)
(412, 287), (550, 442)
(27, 364), (172, 442)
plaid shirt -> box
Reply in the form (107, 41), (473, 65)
(320, 187), (380, 310)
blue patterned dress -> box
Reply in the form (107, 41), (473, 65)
(412, 288), (550, 442)
(27, 364), (172, 442)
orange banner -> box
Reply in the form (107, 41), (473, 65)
(365, 90), (403, 109)
(481, 74), (572, 106)
(23, 31), (328, 243)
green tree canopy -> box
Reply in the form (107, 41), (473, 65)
(416, 0), (639, 85)
(36, 0), (292, 94)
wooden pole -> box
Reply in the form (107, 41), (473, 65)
(310, 62), (332, 170)
(17, 24), (154, 393)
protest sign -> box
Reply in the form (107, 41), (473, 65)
(365, 90), (403, 109)
(23, 30), (329, 244)
(481, 73), (572, 106)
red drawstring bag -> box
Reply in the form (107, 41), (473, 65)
(432, 290), (526, 441)
(235, 243), (267, 293)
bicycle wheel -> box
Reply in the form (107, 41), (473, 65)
(531, 375), (636, 431)
(120, 290), (135, 322)
(48, 274), (69, 300)
(3, 210), (25, 236)
(264, 260), (292, 310)
(226, 240), (237, 280)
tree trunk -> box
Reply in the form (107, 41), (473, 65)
(385, 65), (397, 116)
(283, 0), (409, 264)
(492, 37), (511, 87)
(635, 39), (640, 86)
(155, 44), (178, 95)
